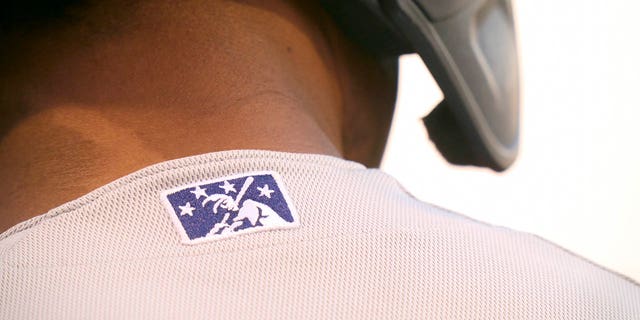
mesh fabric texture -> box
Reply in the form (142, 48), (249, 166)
(1, 150), (639, 319)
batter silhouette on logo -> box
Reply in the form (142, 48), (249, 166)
(164, 171), (298, 243)
(202, 176), (289, 236)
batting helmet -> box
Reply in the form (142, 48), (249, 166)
(322, 0), (520, 171)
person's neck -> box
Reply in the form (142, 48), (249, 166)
(0, 0), (344, 231)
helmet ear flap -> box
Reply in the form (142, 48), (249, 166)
(424, 99), (503, 171)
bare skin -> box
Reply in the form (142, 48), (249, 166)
(0, 0), (397, 232)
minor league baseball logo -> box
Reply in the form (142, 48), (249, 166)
(162, 171), (299, 244)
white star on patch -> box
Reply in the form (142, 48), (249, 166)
(190, 185), (208, 199)
(257, 184), (275, 198)
(179, 202), (196, 216)
(219, 180), (237, 194)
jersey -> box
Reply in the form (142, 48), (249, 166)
(1, 150), (638, 319)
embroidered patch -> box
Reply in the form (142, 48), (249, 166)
(161, 171), (299, 244)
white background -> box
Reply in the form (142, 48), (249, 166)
(381, 0), (640, 281)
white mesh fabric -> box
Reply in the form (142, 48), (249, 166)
(1, 150), (638, 319)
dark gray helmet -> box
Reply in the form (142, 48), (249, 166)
(321, 0), (520, 171)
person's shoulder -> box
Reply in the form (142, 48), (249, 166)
(335, 171), (640, 316)
(374, 184), (638, 287)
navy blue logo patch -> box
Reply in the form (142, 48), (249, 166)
(162, 171), (299, 244)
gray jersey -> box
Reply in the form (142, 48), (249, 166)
(1, 150), (638, 319)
